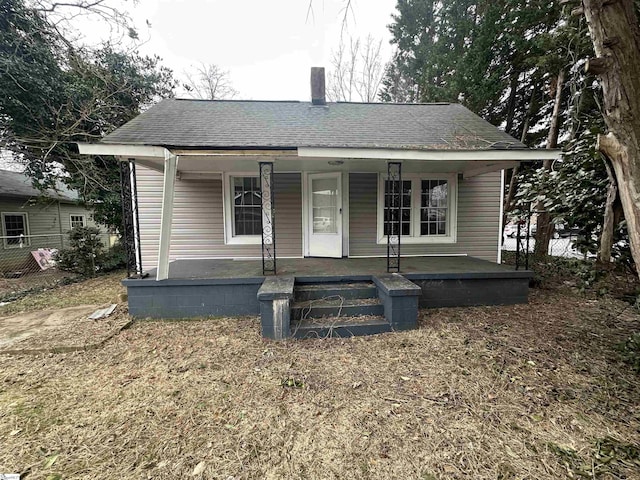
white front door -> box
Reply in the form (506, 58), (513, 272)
(307, 172), (342, 257)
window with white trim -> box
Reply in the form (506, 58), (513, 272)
(2, 212), (29, 248)
(223, 174), (263, 245)
(70, 214), (86, 228)
(377, 174), (457, 244)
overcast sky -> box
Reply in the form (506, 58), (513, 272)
(84, 0), (398, 101)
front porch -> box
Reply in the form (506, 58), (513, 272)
(136, 255), (526, 280)
(124, 256), (532, 338)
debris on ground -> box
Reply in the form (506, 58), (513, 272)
(88, 304), (117, 320)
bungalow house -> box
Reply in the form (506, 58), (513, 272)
(0, 168), (107, 272)
(79, 68), (559, 339)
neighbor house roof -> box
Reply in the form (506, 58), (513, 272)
(102, 98), (527, 151)
(0, 169), (78, 202)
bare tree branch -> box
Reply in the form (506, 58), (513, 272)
(327, 35), (386, 102)
(182, 63), (238, 100)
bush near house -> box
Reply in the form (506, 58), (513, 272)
(54, 226), (125, 276)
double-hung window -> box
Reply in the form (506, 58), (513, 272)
(224, 174), (263, 244)
(70, 214), (86, 228)
(2, 212), (29, 248)
(377, 173), (457, 244)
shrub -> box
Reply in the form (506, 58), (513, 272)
(98, 242), (127, 272)
(54, 226), (105, 276)
(619, 333), (640, 373)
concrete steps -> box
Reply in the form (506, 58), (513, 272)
(294, 282), (378, 301)
(258, 275), (420, 340)
(290, 281), (390, 338)
(291, 315), (392, 339)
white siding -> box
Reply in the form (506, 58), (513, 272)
(136, 166), (303, 269)
(348, 172), (501, 262)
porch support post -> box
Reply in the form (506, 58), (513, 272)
(387, 162), (402, 273)
(120, 159), (143, 278)
(156, 152), (178, 281)
(259, 161), (276, 275)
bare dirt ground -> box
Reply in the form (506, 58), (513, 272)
(0, 277), (639, 479)
(0, 305), (103, 348)
(0, 306), (131, 353)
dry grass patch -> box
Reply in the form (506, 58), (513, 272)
(0, 271), (126, 316)
(0, 288), (639, 479)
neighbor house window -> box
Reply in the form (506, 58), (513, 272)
(377, 174), (457, 244)
(2, 212), (29, 248)
(70, 214), (86, 228)
(223, 174), (263, 245)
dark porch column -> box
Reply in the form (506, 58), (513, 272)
(387, 162), (402, 272)
(259, 162), (276, 275)
(120, 159), (143, 278)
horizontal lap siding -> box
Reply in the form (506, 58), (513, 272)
(348, 172), (501, 262)
(136, 166), (302, 269)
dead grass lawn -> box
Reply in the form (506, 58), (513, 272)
(0, 271), (126, 316)
(0, 288), (639, 479)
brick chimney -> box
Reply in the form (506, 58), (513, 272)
(310, 67), (326, 106)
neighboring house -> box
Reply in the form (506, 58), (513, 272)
(79, 68), (559, 339)
(0, 169), (101, 272)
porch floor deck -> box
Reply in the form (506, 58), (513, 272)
(144, 256), (529, 281)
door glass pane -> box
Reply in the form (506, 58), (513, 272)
(312, 177), (338, 234)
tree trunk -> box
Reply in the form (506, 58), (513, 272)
(534, 69), (565, 257)
(502, 86), (537, 237)
(581, 0), (640, 276)
(598, 158), (618, 263)
(504, 75), (519, 135)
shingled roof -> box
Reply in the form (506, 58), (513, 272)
(102, 98), (527, 151)
(0, 169), (78, 202)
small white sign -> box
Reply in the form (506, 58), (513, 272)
(0, 475), (20, 480)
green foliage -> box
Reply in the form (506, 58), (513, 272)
(619, 333), (640, 373)
(549, 437), (640, 478)
(98, 242), (127, 273)
(382, 0), (563, 139)
(383, 1), (633, 266)
(55, 227), (104, 276)
(55, 227), (126, 276)
(0, 0), (176, 230)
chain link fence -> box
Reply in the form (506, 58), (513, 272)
(0, 232), (115, 302)
(501, 232), (592, 260)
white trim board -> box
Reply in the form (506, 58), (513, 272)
(348, 254), (469, 258)
(298, 147), (561, 162)
(222, 172), (262, 246)
(77, 143), (168, 158)
(498, 169), (506, 264)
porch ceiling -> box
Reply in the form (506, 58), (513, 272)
(128, 154), (521, 178)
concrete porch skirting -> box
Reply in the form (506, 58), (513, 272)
(126, 278), (263, 319)
(123, 257), (533, 320)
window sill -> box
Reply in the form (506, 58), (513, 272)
(225, 235), (262, 246)
(376, 236), (456, 245)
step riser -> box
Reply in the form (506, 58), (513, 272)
(294, 287), (378, 302)
(291, 304), (384, 320)
(292, 323), (392, 339)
